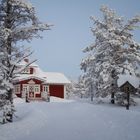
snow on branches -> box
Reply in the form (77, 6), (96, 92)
(81, 5), (140, 103)
(0, 0), (51, 123)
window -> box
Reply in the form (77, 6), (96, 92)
(23, 84), (28, 92)
(22, 68), (30, 74)
(34, 85), (40, 93)
(43, 85), (49, 92)
(14, 85), (20, 94)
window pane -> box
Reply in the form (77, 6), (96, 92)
(34, 85), (40, 92)
(43, 86), (48, 92)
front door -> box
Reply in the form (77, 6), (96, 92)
(29, 85), (34, 98)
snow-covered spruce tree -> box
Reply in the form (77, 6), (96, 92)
(65, 80), (74, 99)
(0, 0), (50, 123)
(81, 5), (140, 104)
(81, 56), (98, 101)
(74, 76), (89, 98)
(65, 77), (88, 99)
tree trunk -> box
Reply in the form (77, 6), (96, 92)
(3, 0), (14, 123)
(111, 70), (116, 104)
(6, 89), (13, 122)
(111, 92), (115, 104)
(126, 87), (130, 110)
(90, 83), (94, 101)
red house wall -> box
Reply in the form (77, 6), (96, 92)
(49, 85), (64, 98)
(16, 78), (43, 98)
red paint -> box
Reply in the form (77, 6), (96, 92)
(15, 78), (43, 98)
(49, 85), (64, 98)
(35, 94), (41, 98)
(14, 79), (65, 99)
(16, 94), (22, 98)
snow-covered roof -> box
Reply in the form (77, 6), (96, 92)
(14, 61), (71, 85)
(117, 74), (140, 88)
(45, 72), (71, 84)
(18, 60), (38, 67)
(14, 66), (47, 82)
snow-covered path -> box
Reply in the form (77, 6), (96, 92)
(0, 97), (140, 140)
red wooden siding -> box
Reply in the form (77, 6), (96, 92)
(49, 85), (64, 98)
(16, 93), (22, 98)
(16, 78), (43, 98)
(14, 78), (65, 99)
(35, 94), (41, 98)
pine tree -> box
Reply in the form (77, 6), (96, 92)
(0, 0), (50, 123)
(81, 6), (140, 104)
(75, 76), (88, 98)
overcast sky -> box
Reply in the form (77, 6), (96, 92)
(28, 0), (140, 79)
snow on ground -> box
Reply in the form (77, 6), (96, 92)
(1, 97), (140, 140)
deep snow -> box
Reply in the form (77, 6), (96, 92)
(0, 97), (140, 140)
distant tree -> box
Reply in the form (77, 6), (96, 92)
(65, 81), (74, 99)
(0, 0), (50, 123)
(74, 76), (88, 98)
(65, 76), (88, 99)
(81, 6), (140, 104)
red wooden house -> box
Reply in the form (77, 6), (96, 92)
(13, 60), (71, 100)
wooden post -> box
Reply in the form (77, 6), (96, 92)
(26, 92), (29, 103)
(111, 92), (115, 104)
(111, 83), (115, 104)
(126, 87), (130, 110)
(91, 83), (93, 102)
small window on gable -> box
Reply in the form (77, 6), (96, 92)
(22, 68), (30, 74)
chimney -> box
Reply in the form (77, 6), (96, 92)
(24, 58), (29, 63)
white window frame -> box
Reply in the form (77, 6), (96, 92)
(34, 85), (40, 93)
(34, 84), (41, 99)
(43, 85), (49, 92)
(14, 84), (20, 94)
(22, 84), (29, 98)
(23, 84), (29, 93)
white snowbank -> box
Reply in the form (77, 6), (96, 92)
(50, 96), (74, 103)
(14, 97), (25, 104)
(0, 97), (140, 140)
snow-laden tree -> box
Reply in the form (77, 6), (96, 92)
(0, 0), (50, 123)
(74, 76), (89, 98)
(81, 5), (140, 104)
(65, 77), (88, 99)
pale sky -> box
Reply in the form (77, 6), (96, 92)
(28, 0), (140, 79)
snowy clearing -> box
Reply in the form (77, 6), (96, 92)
(0, 97), (140, 140)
